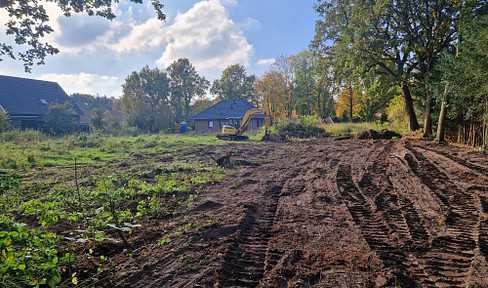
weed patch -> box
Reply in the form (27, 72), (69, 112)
(0, 132), (230, 286)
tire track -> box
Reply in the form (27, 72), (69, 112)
(415, 144), (487, 176)
(336, 163), (417, 286)
(405, 143), (479, 287)
(478, 195), (488, 263)
(217, 185), (282, 287)
(359, 142), (430, 253)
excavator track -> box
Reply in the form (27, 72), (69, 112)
(216, 134), (249, 140)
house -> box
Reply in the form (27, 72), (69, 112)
(77, 103), (92, 127)
(0, 75), (84, 129)
(103, 110), (124, 123)
(192, 100), (267, 133)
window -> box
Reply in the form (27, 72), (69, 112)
(39, 98), (48, 105)
(208, 121), (214, 128)
(219, 121), (225, 128)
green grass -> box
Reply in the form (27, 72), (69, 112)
(0, 131), (225, 170)
(323, 122), (387, 136)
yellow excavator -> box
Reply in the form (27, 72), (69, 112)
(217, 108), (271, 141)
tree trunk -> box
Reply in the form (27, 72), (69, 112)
(306, 86), (311, 116)
(435, 101), (448, 142)
(317, 91), (321, 118)
(288, 90), (293, 119)
(349, 85), (353, 122)
(423, 84), (433, 138)
(400, 84), (420, 131)
(435, 83), (449, 143)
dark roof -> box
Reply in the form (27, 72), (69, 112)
(0, 75), (84, 116)
(192, 100), (266, 120)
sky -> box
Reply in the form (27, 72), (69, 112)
(0, 0), (319, 98)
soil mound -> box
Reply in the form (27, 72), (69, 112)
(356, 129), (402, 140)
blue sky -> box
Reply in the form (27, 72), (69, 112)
(0, 0), (318, 97)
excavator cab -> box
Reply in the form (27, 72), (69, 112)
(221, 125), (238, 135)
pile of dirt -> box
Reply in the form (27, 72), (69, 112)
(356, 129), (402, 140)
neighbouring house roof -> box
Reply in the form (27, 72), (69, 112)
(192, 100), (266, 120)
(77, 103), (92, 125)
(104, 110), (124, 123)
(0, 75), (84, 119)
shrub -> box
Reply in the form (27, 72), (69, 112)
(386, 94), (409, 133)
(273, 115), (329, 138)
(0, 112), (10, 133)
(42, 102), (77, 135)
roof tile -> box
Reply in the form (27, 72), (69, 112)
(0, 75), (84, 116)
(192, 100), (263, 120)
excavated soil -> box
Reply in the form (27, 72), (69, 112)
(96, 138), (488, 287)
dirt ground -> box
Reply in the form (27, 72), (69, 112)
(83, 138), (488, 287)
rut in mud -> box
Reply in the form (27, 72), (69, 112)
(107, 138), (488, 287)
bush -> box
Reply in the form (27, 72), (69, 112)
(42, 103), (77, 135)
(0, 112), (10, 133)
(273, 115), (329, 138)
(386, 94), (409, 133)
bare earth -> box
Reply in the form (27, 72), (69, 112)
(93, 138), (488, 287)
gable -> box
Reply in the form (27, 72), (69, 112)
(192, 100), (256, 120)
(0, 75), (84, 116)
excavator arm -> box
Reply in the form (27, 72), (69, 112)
(237, 108), (267, 135)
(217, 107), (271, 140)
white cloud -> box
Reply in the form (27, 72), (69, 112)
(38, 73), (121, 97)
(114, 18), (166, 53)
(221, 0), (238, 6)
(257, 58), (275, 66)
(239, 17), (260, 30)
(155, 0), (254, 70)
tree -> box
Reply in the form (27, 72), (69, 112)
(255, 71), (290, 120)
(356, 74), (398, 122)
(190, 99), (214, 117)
(313, 54), (334, 119)
(291, 51), (316, 116)
(271, 55), (294, 119)
(335, 87), (361, 122)
(90, 108), (105, 131)
(121, 65), (171, 132)
(210, 64), (257, 104)
(432, 11), (488, 146)
(1, 0), (165, 72)
(312, 0), (465, 131)
(42, 102), (77, 134)
(70, 93), (114, 111)
(167, 58), (209, 124)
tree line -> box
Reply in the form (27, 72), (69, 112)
(118, 54), (337, 133)
(311, 0), (488, 146)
